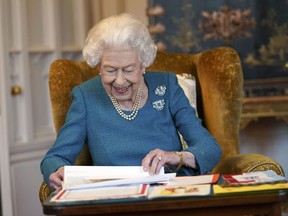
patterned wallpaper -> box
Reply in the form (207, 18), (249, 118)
(148, 0), (288, 80)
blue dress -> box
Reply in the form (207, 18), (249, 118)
(41, 72), (222, 184)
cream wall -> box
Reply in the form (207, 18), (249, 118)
(240, 118), (288, 176)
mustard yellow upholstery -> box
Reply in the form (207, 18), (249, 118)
(39, 47), (284, 203)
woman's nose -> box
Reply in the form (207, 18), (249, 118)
(115, 69), (126, 84)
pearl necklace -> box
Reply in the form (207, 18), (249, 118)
(109, 87), (142, 121)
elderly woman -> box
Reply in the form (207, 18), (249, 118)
(41, 13), (222, 192)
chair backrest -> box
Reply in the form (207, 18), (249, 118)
(49, 47), (243, 165)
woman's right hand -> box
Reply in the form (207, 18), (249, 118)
(49, 166), (64, 193)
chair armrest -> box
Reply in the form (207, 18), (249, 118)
(39, 182), (52, 203)
(212, 153), (285, 176)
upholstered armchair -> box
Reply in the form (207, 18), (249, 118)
(39, 47), (284, 203)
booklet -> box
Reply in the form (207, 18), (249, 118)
(221, 170), (286, 186)
(50, 166), (174, 203)
(166, 174), (219, 186)
(49, 166), (219, 202)
(148, 184), (211, 199)
(51, 184), (149, 202)
(213, 182), (288, 195)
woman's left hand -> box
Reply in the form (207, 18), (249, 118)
(142, 148), (179, 175)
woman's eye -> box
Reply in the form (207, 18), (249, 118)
(123, 69), (134, 74)
(107, 70), (117, 73)
(124, 70), (132, 73)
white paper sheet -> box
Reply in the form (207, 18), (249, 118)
(66, 173), (176, 190)
(63, 166), (172, 190)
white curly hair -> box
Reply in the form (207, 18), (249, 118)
(83, 13), (157, 68)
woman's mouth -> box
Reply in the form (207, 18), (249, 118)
(114, 86), (129, 94)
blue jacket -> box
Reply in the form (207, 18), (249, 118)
(41, 72), (222, 184)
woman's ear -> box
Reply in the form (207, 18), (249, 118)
(97, 64), (101, 75)
(142, 67), (146, 75)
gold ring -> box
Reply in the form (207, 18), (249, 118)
(156, 155), (162, 161)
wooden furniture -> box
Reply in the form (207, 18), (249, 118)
(241, 78), (288, 129)
(42, 190), (288, 216)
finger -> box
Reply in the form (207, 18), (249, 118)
(155, 155), (164, 175)
(54, 187), (62, 194)
(149, 155), (163, 175)
(56, 167), (64, 180)
(49, 174), (63, 190)
(142, 149), (163, 173)
(155, 154), (166, 175)
(142, 152), (155, 172)
(56, 172), (64, 181)
(156, 155), (162, 161)
(50, 182), (56, 190)
(50, 179), (63, 192)
(53, 183), (63, 194)
(50, 175), (61, 185)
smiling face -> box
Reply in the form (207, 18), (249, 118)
(99, 47), (145, 108)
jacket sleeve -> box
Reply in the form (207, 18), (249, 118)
(40, 86), (87, 185)
(168, 73), (222, 175)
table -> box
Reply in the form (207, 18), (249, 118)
(42, 190), (288, 216)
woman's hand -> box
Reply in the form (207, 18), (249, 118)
(49, 166), (64, 193)
(142, 149), (180, 175)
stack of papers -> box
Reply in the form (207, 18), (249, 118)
(63, 165), (168, 189)
(214, 170), (288, 195)
(51, 166), (175, 202)
(50, 167), (287, 202)
(50, 166), (219, 202)
(222, 170), (286, 186)
(213, 183), (288, 195)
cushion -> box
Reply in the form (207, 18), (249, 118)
(176, 73), (197, 149)
(176, 73), (197, 116)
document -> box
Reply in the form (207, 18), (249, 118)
(49, 166), (219, 202)
(222, 170), (286, 186)
(50, 166), (175, 202)
(63, 166), (160, 188)
(51, 184), (149, 202)
(166, 174), (219, 186)
(213, 182), (288, 195)
(148, 184), (211, 199)
(63, 166), (175, 190)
